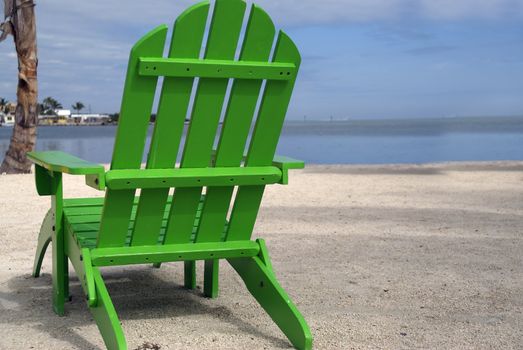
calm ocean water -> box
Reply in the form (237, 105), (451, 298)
(0, 116), (522, 164)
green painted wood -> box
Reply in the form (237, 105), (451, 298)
(28, 2), (309, 349)
(256, 238), (273, 272)
(67, 214), (168, 225)
(90, 241), (259, 266)
(226, 30), (301, 241)
(64, 197), (108, 207)
(82, 248), (97, 307)
(85, 173), (105, 191)
(196, 4), (275, 245)
(229, 256), (312, 350)
(272, 155), (305, 169)
(65, 228), (97, 307)
(90, 268), (127, 350)
(164, 0), (246, 246)
(62, 195), (215, 251)
(64, 196), (193, 212)
(105, 166), (282, 189)
(184, 260), (196, 289)
(138, 57), (296, 80)
(27, 151), (104, 175)
(131, 1), (210, 247)
(204, 259), (220, 298)
(50, 172), (69, 316)
(272, 155), (304, 185)
(32, 209), (53, 277)
(97, 25), (167, 248)
(196, 5), (276, 291)
(34, 165), (54, 196)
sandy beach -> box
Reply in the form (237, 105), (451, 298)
(0, 162), (522, 349)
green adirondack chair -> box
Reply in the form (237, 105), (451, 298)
(27, 0), (311, 349)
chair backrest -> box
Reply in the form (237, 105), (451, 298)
(96, 0), (301, 248)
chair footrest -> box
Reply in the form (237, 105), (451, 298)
(90, 241), (260, 266)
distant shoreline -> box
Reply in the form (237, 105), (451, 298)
(1, 115), (522, 128)
(1, 116), (522, 164)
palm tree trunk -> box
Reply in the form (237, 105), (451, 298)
(0, 0), (38, 174)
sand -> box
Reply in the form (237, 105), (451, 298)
(0, 162), (522, 349)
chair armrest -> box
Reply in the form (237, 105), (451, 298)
(27, 151), (106, 195)
(272, 155), (304, 185)
(27, 151), (104, 175)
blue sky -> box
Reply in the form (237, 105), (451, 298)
(0, 0), (522, 119)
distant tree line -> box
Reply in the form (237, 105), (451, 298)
(35, 97), (85, 116)
(3, 96), (159, 124)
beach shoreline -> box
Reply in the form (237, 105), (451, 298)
(0, 161), (522, 349)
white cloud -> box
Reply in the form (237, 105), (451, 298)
(43, 0), (196, 26)
(2, 0), (521, 113)
(255, 0), (408, 24)
(37, 0), (523, 28)
(255, 0), (523, 24)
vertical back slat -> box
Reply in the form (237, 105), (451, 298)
(195, 5), (275, 243)
(226, 31), (301, 241)
(97, 26), (167, 248)
(130, 2), (210, 246)
(163, 0), (247, 245)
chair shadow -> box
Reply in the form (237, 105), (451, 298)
(0, 265), (291, 350)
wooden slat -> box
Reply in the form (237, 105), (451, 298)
(64, 204), (216, 250)
(64, 195), (203, 221)
(196, 4), (276, 243)
(106, 166), (282, 189)
(96, 25), (168, 248)
(91, 241), (260, 266)
(64, 197), (106, 207)
(226, 30), (301, 241)
(164, 0), (246, 245)
(131, 1), (210, 246)
(138, 57), (296, 80)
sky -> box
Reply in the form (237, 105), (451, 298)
(0, 0), (522, 119)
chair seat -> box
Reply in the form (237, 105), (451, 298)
(63, 195), (213, 249)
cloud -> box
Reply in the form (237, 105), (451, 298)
(1, 0), (522, 114)
(34, 1), (523, 29)
(42, 0), (196, 26)
(255, 0), (409, 24)
(255, 0), (523, 25)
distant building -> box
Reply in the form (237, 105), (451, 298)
(1, 103), (112, 126)
(0, 102), (16, 127)
(55, 109), (71, 118)
(36, 110), (70, 125)
(71, 113), (111, 125)
(1, 116), (13, 126)
(38, 112), (111, 126)
(38, 114), (68, 125)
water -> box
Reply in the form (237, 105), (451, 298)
(0, 116), (522, 164)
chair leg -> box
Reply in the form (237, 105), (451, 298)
(52, 224), (69, 316)
(89, 267), (127, 350)
(184, 260), (196, 289)
(204, 259), (219, 298)
(228, 256), (313, 350)
(32, 209), (53, 278)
